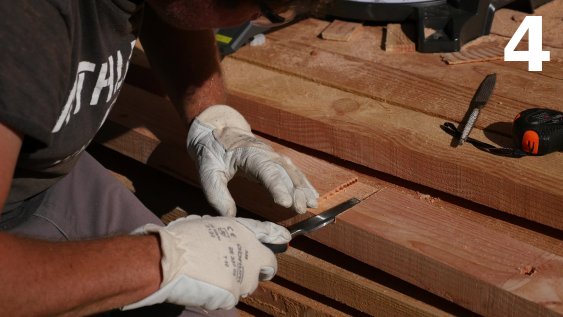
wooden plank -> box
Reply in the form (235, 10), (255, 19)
(385, 24), (416, 53)
(321, 19), (363, 42)
(98, 145), (462, 317)
(237, 308), (260, 317)
(440, 37), (505, 65)
(158, 205), (456, 316)
(97, 84), (369, 222)
(311, 187), (563, 317)
(228, 35), (563, 137)
(98, 151), (353, 317)
(117, 59), (562, 242)
(99, 86), (563, 316)
(489, 2), (563, 76)
(278, 246), (457, 317)
(491, 1), (563, 49)
(258, 18), (563, 115)
(221, 58), (563, 230)
(241, 281), (351, 317)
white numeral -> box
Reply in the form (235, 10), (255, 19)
(504, 16), (550, 71)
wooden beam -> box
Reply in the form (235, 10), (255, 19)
(220, 58), (563, 230)
(228, 36), (563, 136)
(440, 37), (505, 65)
(491, 1), (563, 49)
(247, 162), (563, 317)
(277, 247), (458, 317)
(99, 144), (460, 317)
(98, 85), (563, 316)
(311, 187), (563, 317)
(128, 33), (563, 230)
(241, 281), (351, 317)
(321, 20), (363, 42)
(97, 84), (372, 222)
(384, 24), (416, 53)
(97, 149), (358, 317)
(258, 18), (563, 117)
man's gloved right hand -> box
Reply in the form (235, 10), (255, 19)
(123, 215), (291, 311)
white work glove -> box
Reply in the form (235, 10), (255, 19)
(187, 105), (319, 216)
(123, 215), (291, 311)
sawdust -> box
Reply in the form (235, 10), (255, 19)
(319, 177), (358, 202)
(416, 192), (440, 204)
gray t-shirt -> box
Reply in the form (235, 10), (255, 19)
(0, 0), (143, 227)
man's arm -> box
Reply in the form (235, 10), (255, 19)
(0, 232), (162, 316)
(139, 4), (225, 125)
(139, 3), (319, 217)
(0, 122), (162, 316)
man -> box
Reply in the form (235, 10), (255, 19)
(0, 0), (321, 315)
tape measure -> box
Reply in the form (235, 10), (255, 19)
(442, 108), (563, 157)
(513, 108), (563, 156)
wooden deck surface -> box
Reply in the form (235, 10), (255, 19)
(223, 2), (563, 230)
(96, 2), (563, 316)
(221, 2), (563, 315)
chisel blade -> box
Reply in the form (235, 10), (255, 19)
(287, 197), (360, 237)
(264, 198), (361, 253)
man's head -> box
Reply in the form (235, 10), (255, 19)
(146, 0), (329, 30)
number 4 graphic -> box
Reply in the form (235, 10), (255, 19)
(504, 16), (550, 72)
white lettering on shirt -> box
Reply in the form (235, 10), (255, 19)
(90, 56), (114, 106)
(51, 40), (136, 134)
(51, 61), (95, 133)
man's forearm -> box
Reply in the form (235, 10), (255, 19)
(139, 4), (226, 125)
(0, 232), (162, 316)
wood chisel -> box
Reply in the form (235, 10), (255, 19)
(263, 198), (361, 253)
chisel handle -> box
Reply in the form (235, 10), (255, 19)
(262, 242), (289, 253)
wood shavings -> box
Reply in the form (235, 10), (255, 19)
(416, 192), (440, 204)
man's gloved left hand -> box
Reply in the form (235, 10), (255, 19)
(187, 105), (319, 217)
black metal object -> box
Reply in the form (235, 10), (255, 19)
(324, 0), (553, 53)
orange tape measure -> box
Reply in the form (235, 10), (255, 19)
(513, 108), (563, 156)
